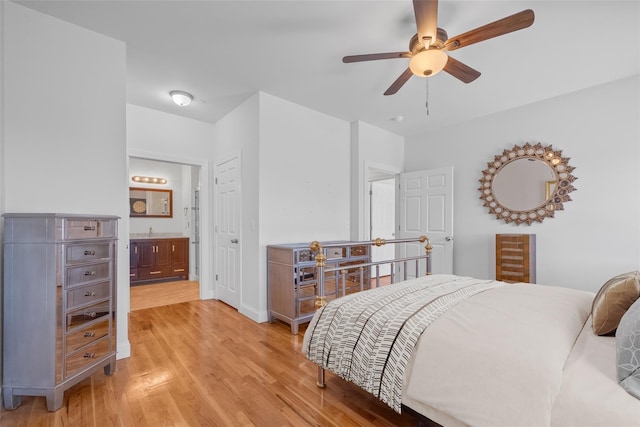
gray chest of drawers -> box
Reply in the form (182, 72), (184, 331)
(2, 213), (119, 411)
(267, 241), (370, 334)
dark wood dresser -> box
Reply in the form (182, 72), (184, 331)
(130, 237), (189, 283)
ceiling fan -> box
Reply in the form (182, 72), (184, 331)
(343, 0), (535, 95)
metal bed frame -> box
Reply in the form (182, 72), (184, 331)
(308, 235), (433, 388)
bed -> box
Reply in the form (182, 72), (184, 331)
(301, 237), (640, 427)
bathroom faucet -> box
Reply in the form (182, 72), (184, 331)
(149, 227), (153, 236)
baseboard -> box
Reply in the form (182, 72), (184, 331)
(239, 304), (269, 323)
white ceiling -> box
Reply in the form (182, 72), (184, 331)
(14, 0), (640, 137)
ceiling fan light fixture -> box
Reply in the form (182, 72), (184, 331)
(409, 49), (448, 77)
(170, 90), (193, 107)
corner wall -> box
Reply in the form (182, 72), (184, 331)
(349, 121), (405, 241)
(211, 93), (261, 319)
(405, 76), (640, 292)
(257, 92), (351, 321)
(2, 1), (129, 364)
(0, 0), (6, 400)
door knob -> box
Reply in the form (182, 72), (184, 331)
(445, 236), (454, 241)
(231, 239), (239, 244)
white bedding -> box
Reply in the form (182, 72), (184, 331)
(402, 281), (640, 426)
(303, 275), (508, 411)
(304, 274), (640, 426)
(550, 317), (640, 426)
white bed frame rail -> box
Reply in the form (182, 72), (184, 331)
(309, 236), (432, 388)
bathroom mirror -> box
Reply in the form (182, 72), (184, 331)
(129, 187), (173, 218)
(478, 142), (577, 225)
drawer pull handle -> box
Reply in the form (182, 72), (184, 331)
(84, 226), (96, 231)
(84, 312), (97, 318)
(150, 271), (162, 275)
(83, 332), (96, 338)
(129, 273), (135, 277)
(84, 271), (96, 276)
(174, 268), (185, 272)
(83, 353), (96, 359)
(84, 250), (96, 256)
(84, 291), (96, 297)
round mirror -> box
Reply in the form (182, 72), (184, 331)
(492, 158), (556, 211)
(478, 142), (577, 225)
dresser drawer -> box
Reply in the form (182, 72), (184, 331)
(64, 219), (116, 240)
(137, 266), (171, 281)
(65, 337), (110, 379)
(66, 261), (111, 288)
(66, 243), (111, 264)
(66, 300), (111, 331)
(171, 266), (187, 275)
(66, 281), (111, 310)
(325, 247), (344, 259)
(65, 318), (110, 353)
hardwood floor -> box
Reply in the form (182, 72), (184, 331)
(0, 298), (420, 426)
(130, 280), (200, 311)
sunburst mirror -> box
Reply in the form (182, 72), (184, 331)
(478, 142), (577, 225)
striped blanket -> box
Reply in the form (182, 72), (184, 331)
(302, 274), (505, 412)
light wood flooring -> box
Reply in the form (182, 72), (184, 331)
(0, 281), (421, 426)
(130, 280), (200, 311)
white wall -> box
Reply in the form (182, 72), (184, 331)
(349, 121), (405, 240)
(258, 93), (351, 321)
(127, 104), (214, 297)
(1, 2), (129, 362)
(0, 0), (6, 393)
(211, 93), (261, 318)
(405, 76), (640, 292)
(259, 93), (351, 244)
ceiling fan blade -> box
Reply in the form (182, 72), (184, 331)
(413, 0), (439, 47)
(343, 52), (411, 63)
(443, 56), (481, 83)
(443, 9), (534, 51)
(384, 68), (413, 95)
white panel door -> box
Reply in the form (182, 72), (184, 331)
(398, 167), (453, 276)
(215, 156), (241, 308)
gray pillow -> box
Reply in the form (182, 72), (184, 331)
(617, 296), (640, 399)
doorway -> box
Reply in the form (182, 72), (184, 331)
(370, 178), (395, 276)
(128, 156), (205, 310)
(365, 165), (399, 279)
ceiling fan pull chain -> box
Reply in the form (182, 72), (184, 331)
(425, 78), (430, 116)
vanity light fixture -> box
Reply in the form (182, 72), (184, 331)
(170, 90), (193, 107)
(131, 176), (167, 185)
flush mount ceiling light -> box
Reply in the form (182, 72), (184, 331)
(132, 176), (167, 185)
(170, 90), (193, 107)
